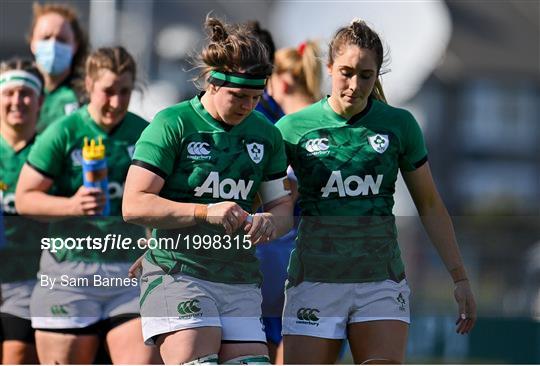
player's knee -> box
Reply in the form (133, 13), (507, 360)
(361, 358), (401, 364)
(222, 354), (271, 364)
(181, 353), (219, 364)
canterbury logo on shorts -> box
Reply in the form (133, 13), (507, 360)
(177, 299), (202, 316)
(296, 307), (320, 323)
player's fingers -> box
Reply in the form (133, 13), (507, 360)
(247, 217), (263, 237)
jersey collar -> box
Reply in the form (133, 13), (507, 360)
(322, 95), (374, 125)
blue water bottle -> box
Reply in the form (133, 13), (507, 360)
(82, 137), (110, 216)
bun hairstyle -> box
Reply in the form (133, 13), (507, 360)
(195, 16), (273, 88)
(329, 19), (388, 102)
(274, 40), (322, 101)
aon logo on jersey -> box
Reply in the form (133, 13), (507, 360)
(194, 172), (254, 200)
(321, 171), (383, 198)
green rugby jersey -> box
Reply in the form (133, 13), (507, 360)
(0, 136), (44, 282)
(37, 83), (79, 133)
(276, 97), (427, 284)
(132, 95), (288, 284)
(27, 105), (148, 263)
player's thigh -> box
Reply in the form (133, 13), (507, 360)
(2, 340), (38, 364)
(34, 330), (99, 364)
(219, 342), (268, 363)
(283, 335), (342, 364)
(106, 317), (161, 364)
(156, 327), (221, 364)
(347, 320), (408, 364)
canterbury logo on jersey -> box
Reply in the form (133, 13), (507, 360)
(297, 308), (320, 322)
(177, 299), (201, 315)
(321, 171), (383, 197)
(1, 192), (16, 214)
(194, 172), (254, 200)
(305, 138), (329, 155)
(187, 142), (211, 160)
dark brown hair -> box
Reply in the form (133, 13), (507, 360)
(329, 19), (388, 102)
(246, 21), (276, 64)
(195, 16), (273, 88)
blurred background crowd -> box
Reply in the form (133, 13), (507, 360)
(1, 0), (539, 363)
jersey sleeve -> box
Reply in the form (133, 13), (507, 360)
(399, 111), (428, 172)
(27, 119), (68, 178)
(263, 126), (288, 180)
(275, 115), (297, 166)
(131, 109), (181, 179)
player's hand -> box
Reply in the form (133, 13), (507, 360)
(69, 186), (106, 216)
(206, 202), (249, 235)
(243, 213), (276, 245)
(454, 280), (477, 334)
(128, 253), (145, 279)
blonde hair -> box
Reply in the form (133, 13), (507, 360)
(274, 41), (322, 101)
(85, 47), (136, 82)
(329, 19), (388, 102)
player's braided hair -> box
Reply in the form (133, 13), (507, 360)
(329, 19), (388, 102)
(194, 16), (272, 88)
(0, 57), (45, 95)
(85, 47), (136, 82)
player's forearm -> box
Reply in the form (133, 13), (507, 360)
(16, 190), (73, 221)
(417, 197), (469, 282)
(122, 191), (198, 229)
(266, 196), (294, 238)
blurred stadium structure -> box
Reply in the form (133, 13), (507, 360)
(1, 0), (539, 363)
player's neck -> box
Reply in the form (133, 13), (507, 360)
(43, 69), (70, 92)
(328, 95), (368, 120)
(280, 93), (314, 114)
(0, 122), (35, 150)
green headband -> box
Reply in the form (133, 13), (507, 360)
(207, 71), (267, 89)
(0, 70), (42, 95)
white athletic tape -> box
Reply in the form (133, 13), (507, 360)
(259, 177), (291, 204)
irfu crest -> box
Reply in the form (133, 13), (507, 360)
(246, 143), (264, 164)
(368, 134), (389, 154)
